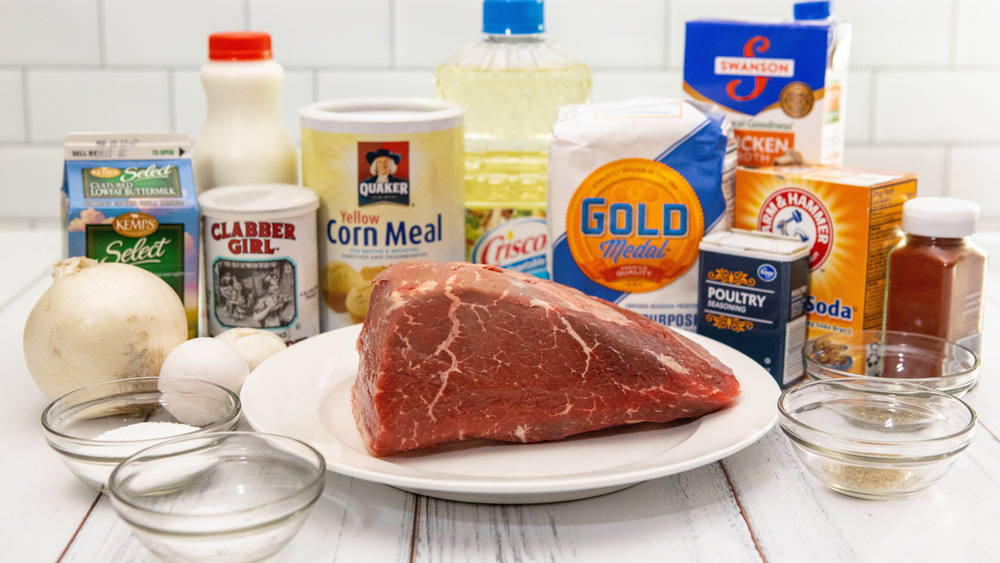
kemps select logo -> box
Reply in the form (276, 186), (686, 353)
(357, 142), (410, 206)
(756, 187), (833, 271)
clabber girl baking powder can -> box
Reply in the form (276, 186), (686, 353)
(198, 184), (320, 345)
(299, 98), (465, 331)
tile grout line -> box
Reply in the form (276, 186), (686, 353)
(20, 66), (31, 143)
(167, 69), (176, 133)
(389, 0), (397, 69)
(949, 0), (960, 67)
(97, 0), (107, 67)
(663, 0), (672, 70)
(867, 69), (878, 144)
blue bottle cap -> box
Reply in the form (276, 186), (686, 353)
(483, 0), (544, 35)
(794, 1), (832, 20)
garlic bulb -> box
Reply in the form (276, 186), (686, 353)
(23, 257), (188, 400)
(214, 327), (287, 372)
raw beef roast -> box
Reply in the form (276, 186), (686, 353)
(352, 262), (740, 456)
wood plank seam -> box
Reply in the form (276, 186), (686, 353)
(409, 494), (421, 563)
(0, 267), (52, 314)
(56, 492), (102, 563)
(720, 459), (767, 563)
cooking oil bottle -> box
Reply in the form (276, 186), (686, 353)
(435, 0), (590, 278)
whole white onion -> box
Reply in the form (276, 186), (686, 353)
(23, 257), (188, 400)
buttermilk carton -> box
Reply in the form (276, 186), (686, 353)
(684, 2), (851, 167)
(733, 165), (917, 339)
(61, 133), (200, 338)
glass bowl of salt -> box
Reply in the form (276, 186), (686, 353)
(41, 376), (241, 492)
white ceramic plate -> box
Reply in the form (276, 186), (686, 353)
(241, 324), (780, 504)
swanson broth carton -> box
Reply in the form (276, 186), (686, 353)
(62, 133), (200, 338)
(733, 165), (916, 339)
(684, 2), (851, 167)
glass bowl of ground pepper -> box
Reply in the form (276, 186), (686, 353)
(802, 330), (980, 397)
(778, 378), (977, 500)
(41, 377), (241, 492)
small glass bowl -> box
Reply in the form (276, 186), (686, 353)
(778, 378), (976, 500)
(108, 432), (326, 563)
(802, 330), (980, 396)
(41, 377), (241, 492)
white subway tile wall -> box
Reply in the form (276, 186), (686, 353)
(1, 0), (998, 225)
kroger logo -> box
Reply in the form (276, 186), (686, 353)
(757, 263), (778, 282)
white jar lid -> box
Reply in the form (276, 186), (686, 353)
(902, 197), (980, 238)
(198, 184), (319, 220)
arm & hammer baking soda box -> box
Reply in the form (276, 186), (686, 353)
(62, 133), (200, 338)
(733, 165), (917, 340)
(683, 1), (851, 167)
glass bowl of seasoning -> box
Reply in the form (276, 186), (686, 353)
(41, 377), (241, 492)
(108, 432), (325, 563)
(802, 330), (980, 396)
(778, 378), (976, 500)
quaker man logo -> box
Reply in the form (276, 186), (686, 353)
(358, 144), (410, 206)
(756, 187), (833, 271)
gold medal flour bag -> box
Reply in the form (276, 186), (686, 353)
(549, 98), (736, 331)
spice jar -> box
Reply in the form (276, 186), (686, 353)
(884, 197), (987, 357)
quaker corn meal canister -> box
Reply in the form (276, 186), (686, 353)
(300, 98), (465, 330)
(198, 184), (320, 345)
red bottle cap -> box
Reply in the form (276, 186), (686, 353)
(208, 31), (273, 61)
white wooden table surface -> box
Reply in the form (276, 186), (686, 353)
(3, 227), (1000, 563)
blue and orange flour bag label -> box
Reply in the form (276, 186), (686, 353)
(548, 98), (736, 331)
(683, 14), (851, 167)
(696, 229), (810, 388)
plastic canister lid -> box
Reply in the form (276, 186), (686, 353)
(208, 31), (273, 61)
(902, 197), (980, 238)
(794, 1), (832, 20)
(483, 0), (544, 35)
(299, 97), (465, 135)
(198, 184), (319, 220)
